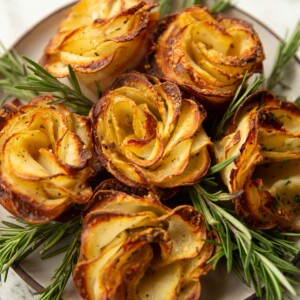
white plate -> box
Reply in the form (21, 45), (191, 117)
(1, 3), (300, 300)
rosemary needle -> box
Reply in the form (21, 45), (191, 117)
(211, 0), (232, 13)
(158, 0), (230, 17)
(267, 22), (300, 91)
(17, 57), (94, 115)
(0, 43), (37, 103)
(158, 0), (172, 17)
(214, 73), (264, 139)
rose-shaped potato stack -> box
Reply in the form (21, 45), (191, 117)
(147, 5), (264, 107)
(73, 188), (216, 300)
(0, 95), (93, 222)
(215, 90), (300, 230)
(44, 0), (152, 50)
(91, 72), (212, 189)
(42, 0), (158, 93)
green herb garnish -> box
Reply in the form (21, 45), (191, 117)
(267, 22), (300, 91)
(214, 73), (264, 139)
(0, 45), (95, 114)
(158, 0), (172, 17)
(17, 58), (94, 115)
(211, 0), (232, 13)
(0, 216), (81, 300)
(38, 226), (81, 300)
(158, 0), (231, 17)
(189, 184), (300, 300)
(0, 43), (37, 103)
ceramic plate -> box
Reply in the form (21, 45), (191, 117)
(0, 3), (300, 300)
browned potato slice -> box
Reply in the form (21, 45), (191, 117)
(215, 90), (300, 230)
(91, 72), (211, 189)
(73, 189), (216, 300)
(0, 95), (93, 222)
(147, 5), (264, 107)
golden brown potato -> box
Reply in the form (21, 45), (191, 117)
(42, 0), (158, 94)
(0, 95), (94, 223)
(73, 189), (216, 300)
(215, 90), (300, 230)
(45, 0), (154, 53)
(147, 5), (264, 107)
(91, 72), (212, 189)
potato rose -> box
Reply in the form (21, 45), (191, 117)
(0, 95), (93, 223)
(42, 0), (158, 93)
(147, 5), (264, 107)
(73, 189), (216, 300)
(215, 90), (300, 230)
(91, 72), (212, 189)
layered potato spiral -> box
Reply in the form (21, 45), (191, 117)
(91, 72), (212, 189)
(147, 5), (264, 107)
(0, 96), (93, 222)
(73, 188), (216, 300)
(215, 91), (300, 230)
(42, 0), (158, 93)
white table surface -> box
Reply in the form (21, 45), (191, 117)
(0, 0), (299, 299)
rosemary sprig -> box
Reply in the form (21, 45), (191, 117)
(0, 216), (81, 282)
(38, 226), (81, 300)
(189, 184), (300, 300)
(214, 73), (264, 139)
(0, 43), (37, 103)
(182, 0), (201, 7)
(267, 22), (300, 91)
(0, 46), (95, 114)
(158, 0), (172, 17)
(207, 154), (237, 176)
(295, 96), (300, 107)
(211, 0), (232, 13)
(17, 58), (94, 115)
(158, 0), (231, 17)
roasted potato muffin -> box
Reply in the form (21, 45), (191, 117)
(0, 95), (93, 222)
(42, 0), (158, 94)
(91, 72), (212, 189)
(147, 5), (264, 107)
(215, 90), (300, 230)
(74, 188), (216, 300)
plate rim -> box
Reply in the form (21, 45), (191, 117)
(6, 2), (300, 300)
